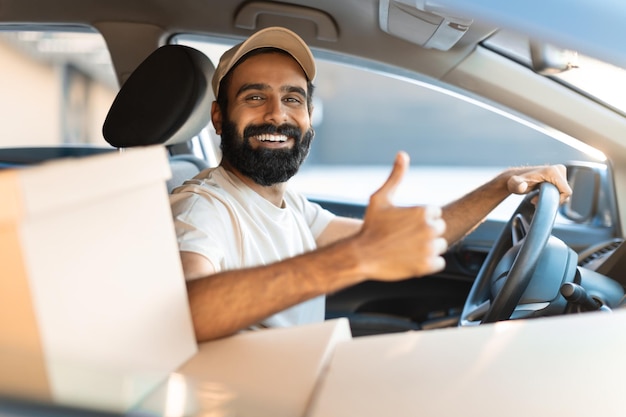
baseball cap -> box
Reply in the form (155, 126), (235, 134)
(211, 26), (316, 98)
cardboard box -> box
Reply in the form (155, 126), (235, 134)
(137, 318), (352, 417)
(0, 146), (197, 412)
(307, 311), (626, 417)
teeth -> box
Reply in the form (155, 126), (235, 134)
(256, 134), (288, 142)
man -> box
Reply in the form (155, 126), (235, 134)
(170, 26), (572, 343)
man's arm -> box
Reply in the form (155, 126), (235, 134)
(315, 164), (572, 249)
(181, 159), (571, 342)
(183, 152), (447, 342)
(441, 164), (572, 244)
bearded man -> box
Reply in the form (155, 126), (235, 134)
(170, 27), (571, 342)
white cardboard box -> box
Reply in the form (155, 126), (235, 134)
(0, 146), (197, 412)
(137, 318), (352, 417)
(308, 310), (626, 417)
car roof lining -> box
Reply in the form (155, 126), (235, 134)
(0, 0), (497, 84)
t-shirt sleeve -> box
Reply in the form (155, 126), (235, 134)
(169, 190), (233, 276)
(286, 189), (336, 239)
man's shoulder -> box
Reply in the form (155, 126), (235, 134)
(170, 166), (239, 208)
(171, 166), (230, 194)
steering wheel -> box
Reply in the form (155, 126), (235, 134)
(459, 182), (562, 326)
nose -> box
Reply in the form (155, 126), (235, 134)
(263, 95), (288, 124)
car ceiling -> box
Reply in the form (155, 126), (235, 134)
(0, 0), (497, 82)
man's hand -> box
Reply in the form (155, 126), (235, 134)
(356, 151), (447, 280)
(504, 164), (572, 204)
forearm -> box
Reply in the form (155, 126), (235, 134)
(187, 237), (364, 342)
(442, 173), (510, 245)
(441, 164), (572, 245)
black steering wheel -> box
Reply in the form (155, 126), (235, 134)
(459, 182), (563, 326)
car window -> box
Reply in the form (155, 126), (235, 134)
(174, 34), (599, 220)
(0, 29), (117, 148)
(297, 58), (596, 208)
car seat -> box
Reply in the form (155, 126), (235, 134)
(102, 44), (214, 192)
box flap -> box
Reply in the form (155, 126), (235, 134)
(137, 318), (352, 417)
(0, 146), (171, 222)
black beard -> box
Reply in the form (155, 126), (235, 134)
(220, 119), (314, 186)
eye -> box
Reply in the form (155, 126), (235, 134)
(242, 94), (266, 106)
(284, 95), (304, 105)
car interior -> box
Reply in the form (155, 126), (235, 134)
(1, 1), (626, 407)
(1, 1), (625, 339)
(3, 0), (626, 415)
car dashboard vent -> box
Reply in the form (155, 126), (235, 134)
(578, 238), (623, 269)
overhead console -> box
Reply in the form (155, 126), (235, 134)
(379, 0), (473, 50)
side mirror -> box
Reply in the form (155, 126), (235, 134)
(560, 161), (617, 229)
(561, 165), (599, 222)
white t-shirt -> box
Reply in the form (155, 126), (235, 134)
(170, 166), (335, 328)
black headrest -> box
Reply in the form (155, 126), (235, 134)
(103, 45), (215, 148)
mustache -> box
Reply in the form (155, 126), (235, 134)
(243, 123), (303, 142)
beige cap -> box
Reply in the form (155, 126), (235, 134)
(211, 26), (316, 98)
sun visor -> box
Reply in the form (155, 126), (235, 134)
(379, 0), (473, 51)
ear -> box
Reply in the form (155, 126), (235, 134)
(211, 101), (223, 135)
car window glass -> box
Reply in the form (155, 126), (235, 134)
(0, 29), (117, 148)
(174, 34), (602, 221)
(300, 58), (599, 210)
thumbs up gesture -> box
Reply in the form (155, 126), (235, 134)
(356, 152), (447, 280)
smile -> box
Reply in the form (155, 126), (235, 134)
(254, 134), (289, 143)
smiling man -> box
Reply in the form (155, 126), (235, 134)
(169, 26), (572, 343)
(216, 48), (315, 192)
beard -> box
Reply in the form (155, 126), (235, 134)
(219, 118), (314, 186)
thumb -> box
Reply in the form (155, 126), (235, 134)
(371, 151), (409, 207)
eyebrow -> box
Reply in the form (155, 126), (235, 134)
(236, 83), (307, 98)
